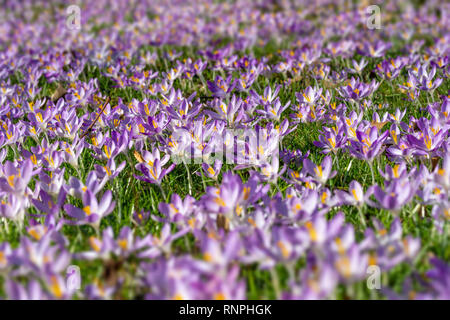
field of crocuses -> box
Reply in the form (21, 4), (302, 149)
(0, 0), (449, 300)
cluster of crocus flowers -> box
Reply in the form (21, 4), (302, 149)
(0, 0), (448, 301)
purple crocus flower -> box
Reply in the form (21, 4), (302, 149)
(338, 77), (380, 102)
(205, 95), (244, 126)
(283, 263), (338, 300)
(251, 85), (281, 105)
(64, 189), (115, 230)
(414, 64), (443, 91)
(0, 160), (34, 196)
(296, 86), (323, 105)
(134, 149), (175, 185)
(6, 279), (49, 300)
(207, 75), (236, 98)
(332, 244), (368, 283)
(358, 40), (391, 58)
(349, 126), (389, 162)
(158, 193), (197, 226)
(260, 97), (291, 121)
(201, 159), (222, 180)
(135, 158), (175, 185)
(336, 180), (367, 207)
(425, 258), (450, 300)
(65, 171), (108, 199)
(406, 117), (447, 156)
(367, 180), (415, 213)
(348, 58), (368, 74)
(139, 224), (188, 259)
(313, 125), (347, 154)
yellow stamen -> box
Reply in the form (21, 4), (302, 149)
(277, 240), (290, 259)
(305, 221), (318, 242)
(83, 206), (91, 216)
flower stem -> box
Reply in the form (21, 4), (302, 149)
(184, 236), (191, 252)
(200, 171), (207, 192)
(270, 268), (281, 300)
(357, 205), (367, 228)
(158, 183), (167, 202)
(2, 218), (9, 235)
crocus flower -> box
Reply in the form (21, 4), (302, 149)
(358, 40), (391, 58)
(332, 244), (368, 283)
(0, 242), (12, 271)
(207, 75), (236, 98)
(283, 263), (338, 300)
(65, 171), (108, 199)
(251, 85), (281, 105)
(94, 158), (126, 181)
(256, 154), (286, 184)
(158, 193), (197, 226)
(0, 160), (34, 196)
(302, 156), (336, 185)
(349, 126), (389, 162)
(425, 258), (450, 300)
(415, 65), (443, 91)
(205, 95), (244, 126)
(0, 193), (26, 222)
(375, 57), (407, 80)
(76, 227), (117, 260)
(6, 279), (49, 300)
(135, 158), (175, 185)
(348, 58), (368, 74)
(378, 162), (411, 181)
(406, 117), (447, 156)
(367, 180), (415, 213)
(336, 180), (366, 207)
(198, 230), (242, 271)
(139, 224), (188, 259)
(433, 152), (450, 191)
(313, 125), (347, 154)
(296, 86), (322, 105)
(201, 159), (222, 180)
(64, 189), (115, 229)
(338, 78), (380, 102)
